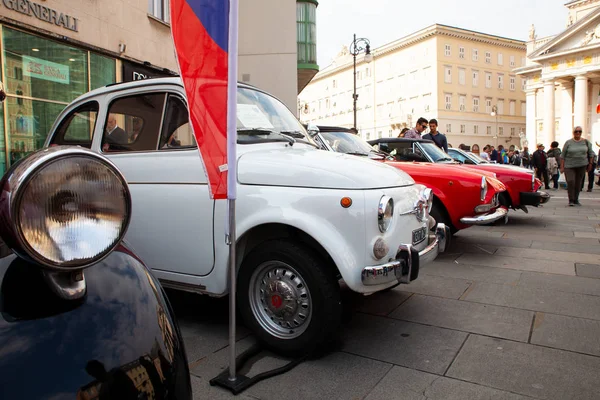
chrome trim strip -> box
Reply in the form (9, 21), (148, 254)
(460, 206), (508, 225)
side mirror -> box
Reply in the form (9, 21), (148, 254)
(306, 124), (319, 137)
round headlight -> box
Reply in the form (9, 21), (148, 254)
(0, 146), (131, 270)
(378, 195), (394, 233)
(480, 176), (488, 202)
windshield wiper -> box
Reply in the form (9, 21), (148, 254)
(436, 157), (455, 162)
(345, 151), (369, 156)
(280, 130), (306, 138)
(237, 128), (273, 135)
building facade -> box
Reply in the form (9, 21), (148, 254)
(0, 0), (317, 176)
(516, 0), (600, 152)
(298, 24), (526, 149)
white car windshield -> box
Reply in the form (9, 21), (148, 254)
(419, 142), (454, 163)
(236, 87), (315, 146)
(468, 152), (489, 163)
(320, 131), (376, 155)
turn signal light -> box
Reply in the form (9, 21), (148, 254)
(340, 197), (353, 208)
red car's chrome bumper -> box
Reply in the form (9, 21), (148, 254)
(460, 206), (508, 225)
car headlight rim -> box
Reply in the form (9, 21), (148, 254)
(3, 146), (132, 271)
(378, 195), (394, 233)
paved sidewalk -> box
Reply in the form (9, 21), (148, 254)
(168, 187), (600, 400)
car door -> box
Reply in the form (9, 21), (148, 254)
(51, 89), (216, 277)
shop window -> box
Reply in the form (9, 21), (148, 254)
(2, 27), (88, 104)
(159, 95), (197, 149)
(4, 96), (64, 165)
(50, 102), (99, 148)
(149, 0), (170, 23)
(102, 93), (166, 152)
(91, 53), (116, 90)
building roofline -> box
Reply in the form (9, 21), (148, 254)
(312, 24), (526, 83)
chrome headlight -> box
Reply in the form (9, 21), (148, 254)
(378, 195), (394, 232)
(0, 146), (131, 270)
(480, 176), (488, 202)
(531, 173), (535, 191)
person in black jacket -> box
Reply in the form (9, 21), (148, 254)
(532, 143), (551, 189)
(421, 119), (448, 152)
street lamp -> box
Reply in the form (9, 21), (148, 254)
(490, 105), (499, 148)
(350, 34), (373, 132)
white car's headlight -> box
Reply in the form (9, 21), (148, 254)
(0, 146), (131, 270)
(480, 176), (488, 202)
(378, 195), (394, 232)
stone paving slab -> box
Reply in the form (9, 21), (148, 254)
(456, 253), (576, 275)
(518, 271), (600, 296)
(341, 313), (468, 374)
(530, 240), (600, 254)
(576, 263), (600, 279)
(398, 274), (472, 299)
(446, 335), (600, 400)
(390, 295), (533, 342)
(454, 230), (505, 238)
(341, 287), (412, 316)
(365, 366), (531, 400)
(190, 336), (392, 400)
(453, 236), (534, 249)
(531, 312), (600, 357)
(574, 231), (600, 239)
(462, 282), (600, 321)
(422, 262), (522, 285)
(495, 247), (600, 263)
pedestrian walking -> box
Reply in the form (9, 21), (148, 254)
(560, 126), (596, 206)
(547, 141), (562, 190)
(403, 118), (428, 139)
(421, 119), (448, 152)
(532, 143), (551, 190)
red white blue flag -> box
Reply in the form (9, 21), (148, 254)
(170, 0), (238, 200)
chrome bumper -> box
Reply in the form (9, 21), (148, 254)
(460, 206), (508, 225)
(361, 223), (450, 286)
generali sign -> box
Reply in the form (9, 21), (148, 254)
(1, 0), (79, 32)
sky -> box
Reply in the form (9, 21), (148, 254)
(316, 0), (569, 67)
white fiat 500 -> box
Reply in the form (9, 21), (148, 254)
(45, 78), (448, 355)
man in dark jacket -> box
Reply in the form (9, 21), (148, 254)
(532, 143), (551, 189)
(421, 119), (448, 152)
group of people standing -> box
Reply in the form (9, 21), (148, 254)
(397, 118), (599, 207)
(529, 127), (598, 206)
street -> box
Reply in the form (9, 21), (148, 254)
(169, 189), (600, 400)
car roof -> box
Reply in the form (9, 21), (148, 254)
(69, 77), (262, 105)
(368, 137), (435, 144)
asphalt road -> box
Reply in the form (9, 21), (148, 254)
(168, 186), (600, 400)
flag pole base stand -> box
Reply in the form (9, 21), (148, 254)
(209, 344), (307, 395)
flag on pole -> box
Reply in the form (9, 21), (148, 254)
(170, 0), (237, 200)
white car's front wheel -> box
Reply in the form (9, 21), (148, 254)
(238, 240), (341, 356)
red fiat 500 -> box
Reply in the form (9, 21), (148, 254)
(311, 126), (508, 234)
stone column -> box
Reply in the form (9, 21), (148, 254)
(574, 75), (589, 135)
(526, 89), (537, 149)
(543, 80), (556, 145)
(560, 81), (573, 146)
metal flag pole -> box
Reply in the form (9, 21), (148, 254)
(226, 0), (239, 383)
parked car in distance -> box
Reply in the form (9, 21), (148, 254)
(0, 146), (191, 400)
(369, 137), (550, 213)
(44, 78), (448, 356)
(311, 126), (508, 234)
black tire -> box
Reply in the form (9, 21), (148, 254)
(430, 199), (457, 234)
(237, 239), (342, 356)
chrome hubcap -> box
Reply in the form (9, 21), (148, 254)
(249, 261), (312, 339)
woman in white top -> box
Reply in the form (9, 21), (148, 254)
(479, 145), (491, 161)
